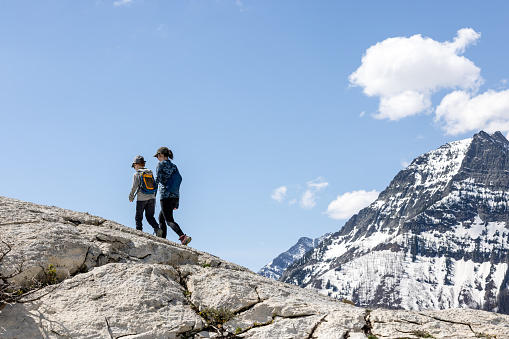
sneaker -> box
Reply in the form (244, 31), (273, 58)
(155, 228), (163, 238)
(179, 234), (192, 246)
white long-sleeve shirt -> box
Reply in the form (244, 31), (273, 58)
(129, 168), (157, 201)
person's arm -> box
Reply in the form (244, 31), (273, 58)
(156, 162), (172, 187)
(129, 172), (141, 202)
(155, 165), (160, 186)
(154, 164), (162, 199)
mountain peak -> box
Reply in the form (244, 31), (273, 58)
(280, 131), (509, 314)
(472, 130), (509, 147)
(258, 234), (331, 280)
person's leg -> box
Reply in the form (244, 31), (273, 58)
(135, 201), (145, 231)
(160, 198), (184, 238)
(158, 206), (167, 239)
(144, 199), (159, 231)
(169, 198), (191, 245)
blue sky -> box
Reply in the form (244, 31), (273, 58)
(2, 1), (509, 272)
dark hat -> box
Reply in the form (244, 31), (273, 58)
(154, 147), (170, 157)
(132, 155), (145, 168)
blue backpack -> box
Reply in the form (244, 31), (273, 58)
(138, 170), (157, 194)
(166, 167), (182, 195)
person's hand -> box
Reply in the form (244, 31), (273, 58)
(174, 207), (177, 210)
(129, 198), (133, 202)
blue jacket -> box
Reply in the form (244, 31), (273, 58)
(155, 159), (180, 199)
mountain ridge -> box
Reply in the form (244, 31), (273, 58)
(279, 131), (509, 314)
(258, 233), (331, 280)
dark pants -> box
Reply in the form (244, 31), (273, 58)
(135, 199), (159, 231)
(159, 197), (183, 239)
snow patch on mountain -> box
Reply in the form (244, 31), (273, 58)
(409, 137), (471, 188)
(316, 218), (509, 311)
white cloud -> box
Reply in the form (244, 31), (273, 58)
(307, 181), (329, 190)
(350, 28), (482, 120)
(300, 190), (316, 209)
(300, 177), (329, 209)
(271, 186), (287, 203)
(236, 0), (244, 11)
(326, 190), (379, 220)
(435, 89), (509, 135)
(114, 0), (133, 6)
(401, 159), (410, 168)
(378, 90), (431, 120)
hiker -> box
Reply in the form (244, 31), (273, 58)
(129, 155), (163, 237)
(154, 147), (191, 245)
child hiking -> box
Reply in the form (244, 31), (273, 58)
(129, 155), (163, 238)
(154, 147), (191, 246)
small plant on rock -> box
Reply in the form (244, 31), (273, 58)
(342, 298), (355, 306)
(0, 241), (57, 311)
(199, 307), (234, 326)
(43, 264), (59, 285)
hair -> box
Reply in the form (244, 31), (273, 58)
(135, 161), (146, 167)
(168, 150), (173, 160)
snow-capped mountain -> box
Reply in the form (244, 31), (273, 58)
(280, 131), (509, 314)
(258, 233), (331, 280)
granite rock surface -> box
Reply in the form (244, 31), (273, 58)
(1, 196), (508, 338)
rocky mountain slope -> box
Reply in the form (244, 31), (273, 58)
(258, 234), (330, 280)
(281, 131), (509, 314)
(1, 196), (509, 338)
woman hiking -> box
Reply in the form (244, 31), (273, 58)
(154, 146), (192, 246)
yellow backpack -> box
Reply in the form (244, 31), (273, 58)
(139, 170), (156, 194)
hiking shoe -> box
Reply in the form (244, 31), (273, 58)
(155, 228), (163, 238)
(179, 234), (192, 246)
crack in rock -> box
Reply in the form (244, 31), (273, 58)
(232, 315), (277, 335)
(418, 312), (476, 334)
(105, 317), (114, 339)
(398, 318), (424, 325)
(50, 329), (67, 337)
(132, 253), (152, 260)
(172, 268), (214, 338)
(362, 309), (374, 337)
(306, 313), (329, 339)
(233, 288), (266, 316)
(63, 217), (106, 226)
(280, 314), (317, 320)
(0, 221), (40, 226)
(115, 332), (142, 338)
